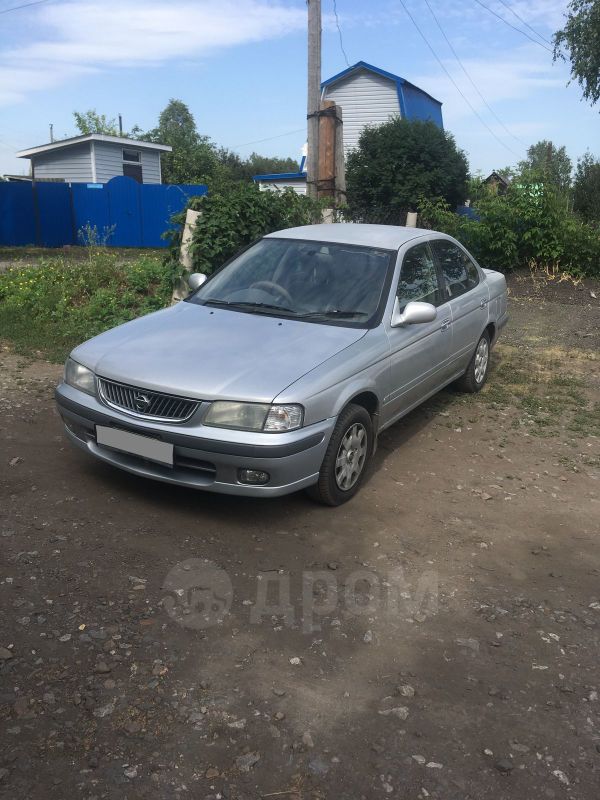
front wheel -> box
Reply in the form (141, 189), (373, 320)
(306, 404), (374, 506)
(455, 331), (490, 393)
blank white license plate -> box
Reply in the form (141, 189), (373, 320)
(96, 426), (174, 466)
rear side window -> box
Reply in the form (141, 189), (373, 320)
(432, 240), (479, 299)
(396, 243), (442, 312)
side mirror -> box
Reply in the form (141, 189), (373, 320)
(188, 272), (207, 292)
(391, 298), (437, 327)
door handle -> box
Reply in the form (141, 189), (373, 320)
(440, 318), (451, 331)
(480, 298), (488, 308)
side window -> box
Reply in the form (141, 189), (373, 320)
(432, 241), (479, 299)
(396, 243), (441, 312)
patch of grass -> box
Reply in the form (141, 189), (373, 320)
(0, 252), (176, 362)
(550, 373), (587, 390)
(474, 347), (598, 440)
(568, 401), (600, 436)
(0, 246), (164, 263)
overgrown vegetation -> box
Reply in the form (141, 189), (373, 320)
(419, 173), (600, 277)
(176, 182), (324, 275)
(0, 253), (174, 361)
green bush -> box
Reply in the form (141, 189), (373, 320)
(176, 182), (323, 275)
(419, 178), (600, 277)
(0, 252), (175, 360)
(346, 118), (469, 215)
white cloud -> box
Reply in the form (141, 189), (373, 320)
(0, 0), (305, 107)
(412, 45), (564, 122)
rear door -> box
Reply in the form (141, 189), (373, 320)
(384, 241), (454, 423)
(430, 239), (489, 374)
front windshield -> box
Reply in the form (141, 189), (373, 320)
(189, 237), (393, 326)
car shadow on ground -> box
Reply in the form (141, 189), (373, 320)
(69, 382), (466, 521)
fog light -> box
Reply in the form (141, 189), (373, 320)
(238, 468), (270, 485)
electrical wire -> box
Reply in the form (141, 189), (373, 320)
(496, 0), (553, 46)
(397, 0), (520, 157)
(423, 0), (526, 148)
(332, 0), (351, 67)
(232, 128), (305, 149)
(472, 0), (553, 52)
(0, 0), (52, 14)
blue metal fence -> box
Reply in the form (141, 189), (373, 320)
(0, 176), (207, 248)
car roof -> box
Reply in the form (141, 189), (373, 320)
(265, 223), (435, 250)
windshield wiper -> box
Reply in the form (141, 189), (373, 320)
(204, 299), (296, 315)
(298, 309), (369, 319)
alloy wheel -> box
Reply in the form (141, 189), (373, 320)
(335, 422), (368, 491)
(474, 337), (489, 384)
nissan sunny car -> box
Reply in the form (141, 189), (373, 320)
(55, 224), (508, 505)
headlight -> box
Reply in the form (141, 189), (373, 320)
(64, 357), (95, 395)
(204, 401), (304, 432)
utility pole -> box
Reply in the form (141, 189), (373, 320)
(49, 123), (54, 143)
(118, 114), (123, 136)
(306, 0), (321, 200)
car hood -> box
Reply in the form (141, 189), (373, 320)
(71, 301), (367, 403)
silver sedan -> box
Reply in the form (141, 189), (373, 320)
(55, 224), (508, 505)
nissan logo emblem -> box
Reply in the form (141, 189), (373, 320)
(134, 392), (151, 412)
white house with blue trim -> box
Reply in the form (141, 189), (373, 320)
(254, 62), (443, 193)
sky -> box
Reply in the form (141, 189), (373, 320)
(0, 0), (597, 178)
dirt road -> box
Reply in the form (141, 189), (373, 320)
(1, 275), (599, 799)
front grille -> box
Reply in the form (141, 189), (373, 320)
(98, 378), (199, 422)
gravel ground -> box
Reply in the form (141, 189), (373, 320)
(1, 274), (599, 800)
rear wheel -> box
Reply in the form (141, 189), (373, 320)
(456, 331), (490, 393)
(307, 404), (374, 506)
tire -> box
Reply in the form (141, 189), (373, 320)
(306, 403), (374, 506)
(455, 330), (490, 393)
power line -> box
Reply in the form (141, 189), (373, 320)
(472, 0), (553, 52)
(397, 0), (520, 157)
(496, 0), (552, 46)
(332, 0), (350, 67)
(232, 128), (305, 149)
(422, 0), (526, 148)
(0, 0), (52, 14)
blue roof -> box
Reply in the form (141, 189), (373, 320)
(321, 61), (443, 128)
(253, 172), (307, 182)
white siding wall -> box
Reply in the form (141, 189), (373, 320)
(258, 179), (307, 196)
(93, 142), (162, 184)
(140, 150), (162, 184)
(32, 143), (93, 182)
(322, 70), (401, 156)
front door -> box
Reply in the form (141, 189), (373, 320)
(383, 241), (454, 425)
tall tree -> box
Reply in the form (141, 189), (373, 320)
(518, 141), (573, 192)
(73, 110), (119, 136)
(346, 118), (469, 213)
(145, 99), (217, 184)
(554, 0), (600, 106)
(573, 151), (600, 222)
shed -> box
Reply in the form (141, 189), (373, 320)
(321, 61), (444, 157)
(15, 134), (172, 184)
(483, 171), (511, 195)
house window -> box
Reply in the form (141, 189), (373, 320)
(123, 149), (143, 182)
(123, 149), (140, 163)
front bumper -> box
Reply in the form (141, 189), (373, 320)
(55, 383), (335, 497)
